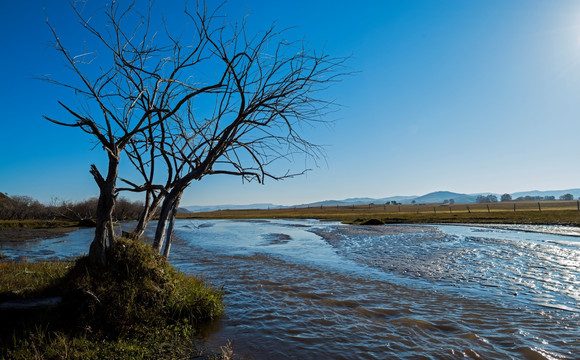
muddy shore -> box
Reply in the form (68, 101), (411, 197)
(0, 227), (76, 243)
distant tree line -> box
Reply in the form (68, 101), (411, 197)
(0, 193), (143, 222)
(456, 193), (576, 204)
(477, 195), (498, 203)
(507, 193), (574, 201)
(513, 195), (554, 201)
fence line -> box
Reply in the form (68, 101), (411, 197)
(325, 200), (580, 215)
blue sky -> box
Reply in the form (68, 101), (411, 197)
(1, 0), (580, 206)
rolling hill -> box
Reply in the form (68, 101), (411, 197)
(182, 189), (580, 212)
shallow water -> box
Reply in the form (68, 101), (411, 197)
(2, 220), (579, 359)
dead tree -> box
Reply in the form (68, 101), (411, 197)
(43, 1), (222, 265)
(117, 118), (173, 239)
(148, 11), (348, 257)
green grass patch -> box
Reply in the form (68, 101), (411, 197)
(0, 238), (225, 359)
(6, 324), (205, 360)
(0, 220), (80, 230)
(0, 261), (73, 301)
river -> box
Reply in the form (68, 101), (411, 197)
(2, 219), (579, 359)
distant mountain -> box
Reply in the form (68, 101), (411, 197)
(298, 198), (376, 207)
(375, 195), (418, 204)
(510, 189), (580, 200)
(184, 203), (281, 213)
(411, 191), (477, 204)
(342, 197), (380, 203)
(182, 188), (580, 211)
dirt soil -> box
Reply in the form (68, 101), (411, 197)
(0, 227), (77, 243)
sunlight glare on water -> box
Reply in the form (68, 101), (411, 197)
(168, 219), (580, 359)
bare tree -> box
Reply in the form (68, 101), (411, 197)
(43, 1), (222, 265)
(117, 122), (169, 239)
(145, 10), (348, 257)
(45, 1), (347, 262)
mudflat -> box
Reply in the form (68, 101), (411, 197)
(0, 227), (76, 243)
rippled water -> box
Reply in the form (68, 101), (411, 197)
(2, 220), (579, 359)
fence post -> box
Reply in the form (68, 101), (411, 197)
(538, 202), (541, 212)
(577, 200), (579, 211)
(449, 206), (452, 214)
(486, 204), (490, 213)
(514, 203), (516, 212)
(433, 207), (436, 214)
(398, 205), (401, 212)
(467, 205), (471, 214)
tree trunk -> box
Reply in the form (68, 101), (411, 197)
(153, 169), (199, 255)
(153, 183), (189, 255)
(153, 193), (176, 254)
(88, 154), (119, 266)
(132, 191), (151, 238)
(162, 196), (181, 258)
(132, 192), (164, 239)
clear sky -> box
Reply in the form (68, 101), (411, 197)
(1, 0), (580, 206)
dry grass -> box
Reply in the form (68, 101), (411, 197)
(178, 200), (580, 226)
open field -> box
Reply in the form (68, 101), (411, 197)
(178, 200), (580, 226)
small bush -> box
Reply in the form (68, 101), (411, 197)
(61, 238), (224, 335)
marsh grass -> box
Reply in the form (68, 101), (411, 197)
(0, 238), (224, 359)
(6, 324), (204, 360)
(0, 261), (72, 301)
(0, 220), (79, 230)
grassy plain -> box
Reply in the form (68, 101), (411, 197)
(178, 200), (580, 226)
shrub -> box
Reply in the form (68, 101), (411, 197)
(61, 238), (224, 335)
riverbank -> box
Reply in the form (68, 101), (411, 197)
(0, 219), (97, 245)
(0, 238), (226, 360)
(0, 219), (82, 230)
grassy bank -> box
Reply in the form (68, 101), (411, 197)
(0, 238), (225, 359)
(0, 220), (81, 230)
(0, 219), (98, 245)
(178, 201), (580, 227)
